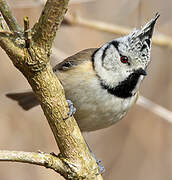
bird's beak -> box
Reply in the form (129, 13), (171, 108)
(134, 68), (147, 76)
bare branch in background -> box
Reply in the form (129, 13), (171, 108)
(137, 96), (172, 123)
(65, 14), (172, 50)
(10, 0), (96, 8)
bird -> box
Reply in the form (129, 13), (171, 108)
(6, 14), (159, 132)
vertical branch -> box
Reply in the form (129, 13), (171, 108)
(24, 16), (31, 48)
(32, 0), (69, 49)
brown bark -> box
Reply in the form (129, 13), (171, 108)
(0, 0), (102, 179)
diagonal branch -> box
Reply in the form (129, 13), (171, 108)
(0, 0), (22, 32)
(65, 14), (172, 50)
(0, 31), (24, 61)
(137, 96), (172, 123)
(32, 0), (69, 49)
(64, 13), (132, 36)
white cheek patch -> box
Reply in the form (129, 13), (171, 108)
(94, 43), (134, 88)
(102, 44), (120, 70)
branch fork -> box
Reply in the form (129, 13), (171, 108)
(0, 0), (102, 179)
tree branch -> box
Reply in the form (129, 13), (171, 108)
(0, 31), (24, 62)
(65, 13), (172, 50)
(137, 96), (172, 123)
(0, 0), (22, 32)
(0, 1), (102, 179)
(0, 150), (69, 176)
(64, 13), (131, 36)
(32, 0), (69, 49)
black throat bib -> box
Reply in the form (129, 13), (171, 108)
(101, 72), (142, 98)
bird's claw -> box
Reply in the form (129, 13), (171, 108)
(97, 161), (105, 174)
(63, 99), (76, 120)
(90, 152), (105, 174)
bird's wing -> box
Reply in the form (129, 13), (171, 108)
(53, 48), (97, 72)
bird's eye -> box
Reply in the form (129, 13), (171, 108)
(120, 56), (128, 64)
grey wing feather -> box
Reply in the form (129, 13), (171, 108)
(6, 48), (98, 111)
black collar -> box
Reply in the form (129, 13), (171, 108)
(100, 72), (141, 98)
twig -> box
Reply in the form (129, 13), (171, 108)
(137, 96), (172, 123)
(0, 0), (22, 32)
(0, 31), (24, 61)
(65, 14), (172, 50)
(24, 16), (31, 48)
(0, 150), (69, 175)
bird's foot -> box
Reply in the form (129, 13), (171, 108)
(90, 152), (105, 174)
(63, 99), (76, 120)
(85, 140), (105, 174)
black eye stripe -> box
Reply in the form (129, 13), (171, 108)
(101, 40), (120, 64)
(111, 41), (119, 51)
(101, 44), (110, 62)
(91, 48), (100, 69)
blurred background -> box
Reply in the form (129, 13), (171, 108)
(0, 0), (172, 179)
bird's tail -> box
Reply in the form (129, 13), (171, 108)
(6, 91), (39, 111)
